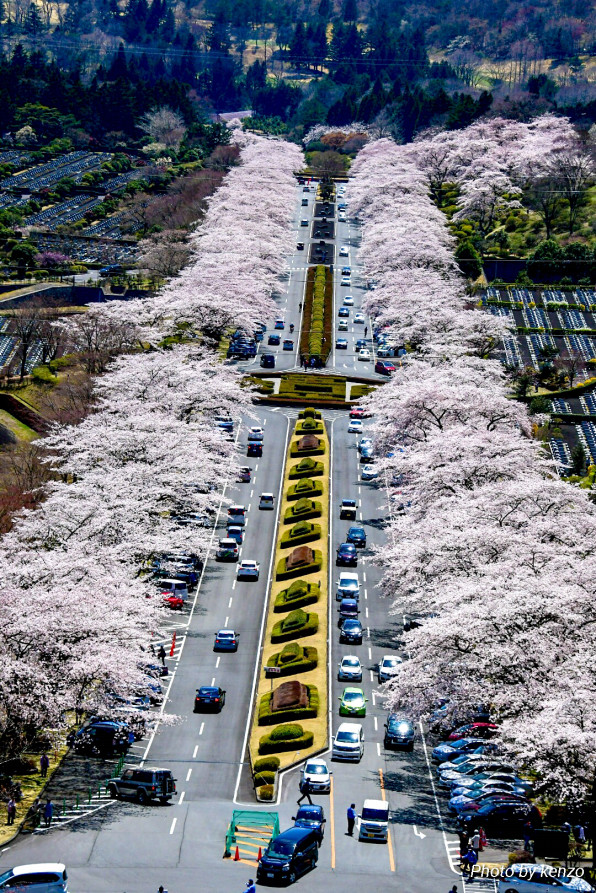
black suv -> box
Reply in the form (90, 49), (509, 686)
(257, 826), (319, 885)
(384, 714), (415, 751)
(108, 767), (176, 804)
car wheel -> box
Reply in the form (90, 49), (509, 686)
(137, 789), (148, 804)
(108, 783), (118, 799)
(288, 870), (297, 885)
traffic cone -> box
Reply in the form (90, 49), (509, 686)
(233, 846), (240, 861)
(257, 847), (262, 861)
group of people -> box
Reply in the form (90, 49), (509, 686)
(5, 753), (52, 829)
(459, 827), (487, 878)
(299, 354), (324, 370)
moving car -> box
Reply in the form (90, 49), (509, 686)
(341, 266), (351, 275)
(339, 499), (357, 520)
(227, 505), (247, 526)
(375, 360), (396, 375)
(108, 767), (176, 804)
(213, 629), (240, 652)
(237, 560), (260, 580)
(338, 597), (359, 625)
(358, 799), (389, 843)
(259, 493), (275, 510)
(339, 618), (363, 644)
(332, 722), (364, 761)
(257, 826), (318, 885)
(300, 758), (331, 793)
(336, 571), (360, 600)
(247, 427), (264, 442)
(339, 246), (349, 256)
(274, 319), (285, 329)
(300, 218), (309, 226)
(350, 407), (365, 419)
(338, 320), (348, 331)
(238, 466), (251, 483)
(339, 687), (367, 717)
(336, 338), (348, 349)
(0, 864), (69, 892)
(378, 655), (403, 683)
(348, 419), (362, 433)
(336, 542), (358, 566)
(361, 464), (378, 480)
(226, 526), (243, 545)
(247, 442), (262, 457)
(296, 242), (304, 250)
(346, 525), (366, 547)
(384, 715), (415, 750)
(283, 339), (294, 350)
(338, 655), (363, 682)
(260, 354), (275, 368)
(340, 277), (351, 286)
(358, 348), (371, 361)
(194, 686), (226, 712)
(355, 338), (367, 349)
(338, 307), (349, 318)
(354, 312), (366, 323)
(268, 334), (281, 346)
(343, 295), (354, 306)
(292, 805), (326, 845)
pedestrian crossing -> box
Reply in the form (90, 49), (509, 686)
(445, 840), (498, 892)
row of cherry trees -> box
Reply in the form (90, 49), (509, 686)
(0, 129), (303, 757)
(350, 125), (596, 803)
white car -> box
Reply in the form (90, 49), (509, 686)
(378, 655), (403, 683)
(343, 295), (354, 306)
(236, 560), (260, 580)
(340, 277), (351, 286)
(338, 320), (348, 331)
(300, 758), (331, 793)
(348, 419), (363, 433)
(354, 312), (366, 324)
(358, 437), (372, 453)
(338, 212), (346, 221)
(361, 464), (378, 481)
(338, 655), (363, 682)
(247, 426), (264, 441)
(358, 349), (371, 362)
(339, 246), (349, 257)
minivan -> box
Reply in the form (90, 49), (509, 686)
(336, 572), (359, 601)
(332, 722), (364, 761)
(158, 578), (188, 601)
(0, 864), (68, 892)
(216, 538), (239, 561)
(259, 493), (275, 510)
(257, 826), (318, 885)
(359, 799), (389, 842)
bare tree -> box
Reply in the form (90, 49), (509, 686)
(550, 149), (595, 235)
(67, 312), (136, 374)
(137, 230), (191, 280)
(528, 175), (564, 239)
(7, 309), (44, 380)
(139, 107), (187, 150)
(555, 348), (586, 387)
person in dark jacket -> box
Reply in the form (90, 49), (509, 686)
(297, 777), (313, 805)
(347, 803), (356, 836)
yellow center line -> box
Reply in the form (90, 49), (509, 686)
(330, 773), (336, 869)
(379, 768), (396, 873)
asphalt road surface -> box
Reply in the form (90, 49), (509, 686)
(0, 182), (461, 892)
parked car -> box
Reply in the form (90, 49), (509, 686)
(339, 687), (367, 717)
(447, 722), (499, 741)
(292, 804), (326, 845)
(346, 525), (366, 547)
(336, 543), (358, 566)
(432, 737), (487, 763)
(462, 800), (532, 831)
(338, 655), (363, 682)
(375, 360), (396, 375)
(237, 560), (260, 580)
(378, 655), (403, 683)
(300, 758), (331, 793)
(339, 618), (363, 644)
(0, 864), (69, 892)
(107, 767), (176, 804)
(496, 864), (594, 893)
(194, 686), (226, 713)
(213, 629), (240, 652)
(384, 715), (415, 750)
(361, 465), (378, 481)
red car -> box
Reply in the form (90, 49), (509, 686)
(350, 407), (365, 419)
(375, 360), (396, 375)
(163, 593), (184, 610)
(448, 722), (499, 741)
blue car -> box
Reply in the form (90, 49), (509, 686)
(346, 525), (366, 547)
(268, 334), (281, 345)
(283, 339), (294, 350)
(213, 629), (240, 652)
(432, 737), (487, 763)
(338, 307), (349, 318)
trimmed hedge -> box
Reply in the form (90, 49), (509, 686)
(290, 438), (326, 457)
(276, 550), (322, 581)
(289, 458), (324, 480)
(269, 722), (304, 741)
(268, 643), (319, 674)
(280, 521), (322, 548)
(258, 730), (314, 755)
(254, 756), (281, 773)
(258, 784), (275, 800)
(254, 770), (276, 785)
(274, 580), (321, 612)
(258, 685), (320, 725)
(299, 407), (322, 419)
(296, 419), (325, 435)
(271, 609), (319, 642)
(284, 498), (322, 523)
(287, 479), (324, 500)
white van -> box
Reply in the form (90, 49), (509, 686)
(158, 578), (189, 601)
(358, 799), (389, 842)
(0, 864), (68, 892)
(332, 722), (364, 761)
(336, 572), (359, 601)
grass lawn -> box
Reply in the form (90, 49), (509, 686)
(0, 741), (69, 845)
(0, 408), (38, 441)
(248, 420), (330, 779)
(278, 372), (346, 400)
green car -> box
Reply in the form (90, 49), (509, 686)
(339, 687), (368, 717)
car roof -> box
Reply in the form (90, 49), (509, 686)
(343, 686), (363, 694)
(296, 803), (324, 815)
(342, 618), (361, 627)
(382, 655), (401, 661)
(228, 505), (246, 511)
(305, 757), (327, 766)
(337, 721), (362, 731)
(241, 559), (257, 565)
(10, 864), (67, 874)
(339, 571), (359, 579)
(261, 492), (274, 497)
(348, 525), (365, 531)
(217, 629), (235, 635)
(198, 686), (219, 694)
(275, 826), (316, 843)
(341, 655), (360, 662)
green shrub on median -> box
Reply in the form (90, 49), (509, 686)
(288, 458), (324, 480)
(268, 642), (319, 673)
(283, 498), (322, 523)
(273, 580), (321, 612)
(258, 684), (320, 725)
(280, 521), (322, 548)
(275, 550), (322, 581)
(270, 608), (319, 641)
(286, 479), (324, 500)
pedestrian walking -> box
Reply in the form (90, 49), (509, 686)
(364, 326), (368, 337)
(297, 777), (313, 805)
(244, 880), (256, 893)
(298, 302), (302, 312)
(347, 803), (356, 836)
(28, 797), (41, 829)
(40, 752), (50, 778)
(458, 830), (468, 855)
(158, 645), (166, 666)
(43, 799), (53, 828)
(461, 847), (477, 878)
(448, 886), (458, 893)
(157, 887), (168, 893)
(470, 829), (480, 854)
(6, 798), (16, 826)
(523, 820), (533, 851)
(575, 824), (586, 844)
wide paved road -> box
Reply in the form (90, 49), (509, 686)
(1, 180), (459, 892)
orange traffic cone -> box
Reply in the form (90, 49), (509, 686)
(257, 847), (262, 861)
(233, 846), (240, 861)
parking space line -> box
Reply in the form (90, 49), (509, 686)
(169, 818), (177, 835)
(186, 768), (192, 781)
(193, 745), (199, 758)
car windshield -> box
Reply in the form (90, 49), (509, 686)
(343, 620), (360, 629)
(383, 658), (400, 668)
(297, 806), (321, 820)
(218, 632), (234, 639)
(0, 871), (14, 883)
(362, 807), (388, 821)
(349, 527), (364, 536)
(199, 687), (217, 696)
(343, 500), (356, 507)
(389, 718), (410, 730)
(337, 731), (358, 742)
(344, 691), (363, 702)
(343, 658), (360, 667)
(270, 840), (296, 856)
(306, 763), (326, 774)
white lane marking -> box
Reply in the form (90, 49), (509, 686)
(368, 647), (372, 660)
(365, 606), (369, 618)
(228, 597), (233, 608)
(169, 818), (177, 835)
(250, 489), (254, 498)
(211, 677), (216, 686)
(367, 627), (371, 638)
(363, 572), (367, 583)
(193, 745), (199, 758)
(248, 504), (251, 512)
(232, 580), (237, 590)
(199, 723), (205, 736)
(376, 742), (381, 757)
(186, 768), (192, 781)
(364, 591), (368, 600)
(372, 692), (377, 706)
(370, 670), (374, 682)
(225, 616), (229, 626)
(374, 716), (378, 732)
(216, 657), (221, 668)
(179, 791), (185, 805)
(255, 464), (259, 472)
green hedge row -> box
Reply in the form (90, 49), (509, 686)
(284, 498), (322, 523)
(267, 643), (319, 673)
(280, 521), (322, 548)
(258, 685), (320, 725)
(299, 408), (322, 419)
(295, 419), (325, 435)
(271, 608), (319, 640)
(289, 458), (324, 480)
(274, 580), (320, 612)
(276, 551), (322, 581)
(287, 479), (324, 500)
(258, 728), (314, 755)
(254, 756), (280, 773)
